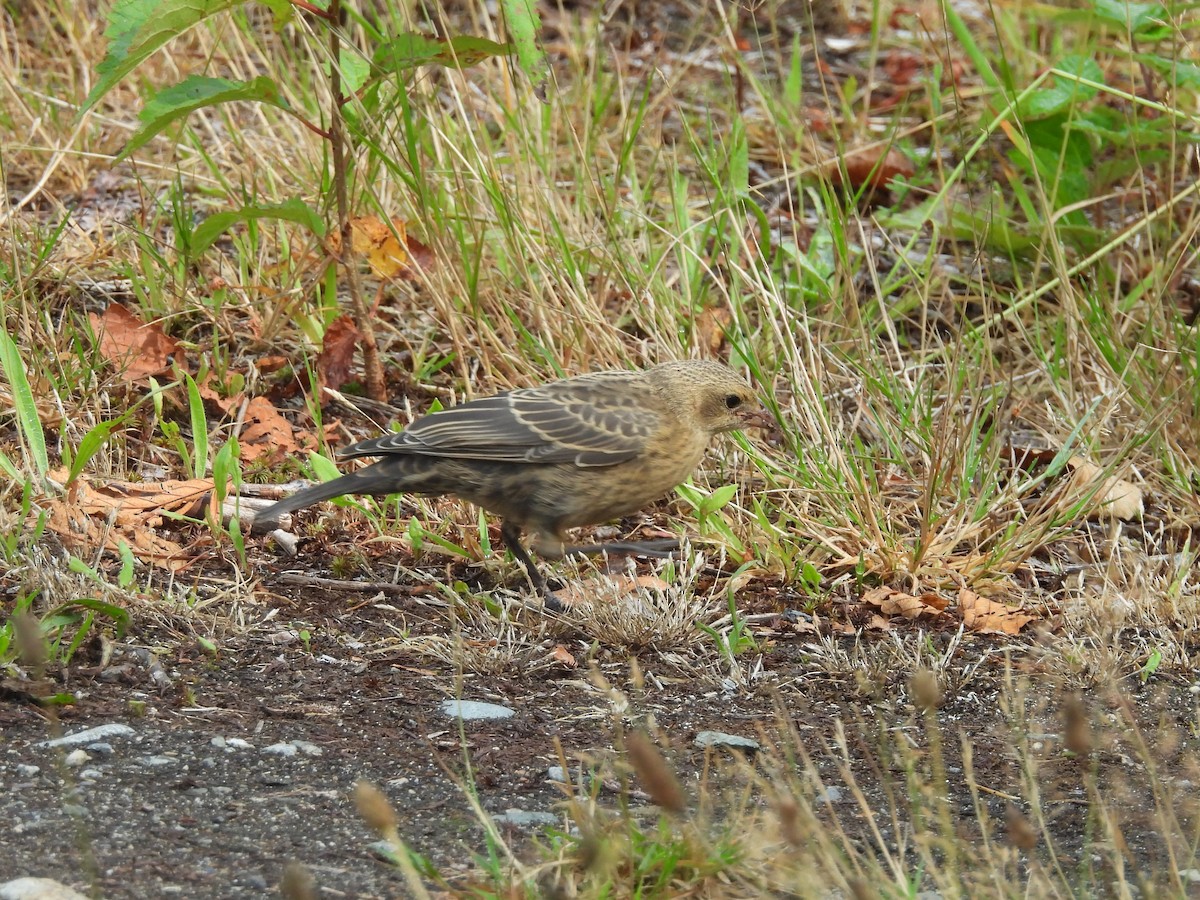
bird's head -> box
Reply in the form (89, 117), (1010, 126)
(651, 360), (764, 435)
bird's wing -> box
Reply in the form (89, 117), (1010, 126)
(340, 373), (661, 466)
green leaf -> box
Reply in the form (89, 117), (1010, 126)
(191, 197), (325, 256)
(1019, 56), (1103, 120)
(0, 329), (48, 478)
(340, 51), (371, 94)
(699, 483), (739, 516)
(257, 0), (294, 28)
(500, 0), (548, 92)
(0, 450), (20, 481)
(1056, 54), (1104, 90)
(69, 420), (116, 483)
(1136, 53), (1200, 89)
(212, 437), (240, 503)
(185, 372), (209, 479)
(783, 35), (803, 108)
(373, 33), (513, 72)
(309, 451), (342, 482)
(117, 541), (136, 589)
(84, 0), (244, 112)
(1090, 0), (1165, 31)
(40, 693), (79, 707)
(119, 75), (287, 159)
(68, 556), (104, 583)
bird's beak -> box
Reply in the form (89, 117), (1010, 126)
(739, 408), (774, 430)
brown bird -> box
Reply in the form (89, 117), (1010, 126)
(253, 360), (759, 608)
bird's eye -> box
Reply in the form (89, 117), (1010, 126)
(724, 394), (743, 410)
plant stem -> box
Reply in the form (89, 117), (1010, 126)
(327, 0), (387, 401)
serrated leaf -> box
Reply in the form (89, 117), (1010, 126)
(373, 33), (513, 72)
(1019, 57), (1102, 120)
(257, 0), (294, 28)
(191, 197), (325, 256)
(500, 0), (548, 92)
(119, 75), (287, 159)
(85, 0), (243, 112)
(1019, 85), (1076, 119)
(1136, 53), (1200, 89)
(1054, 54), (1104, 95)
(1090, 0), (1165, 31)
(340, 50), (371, 93)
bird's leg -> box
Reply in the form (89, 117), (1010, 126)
(565, 538), (682, 559)
(500, 521), (563, 612)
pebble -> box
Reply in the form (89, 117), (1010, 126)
(63, 750), (90, 768)
(693, 731), (760, 753)
(211, 736), (254, 751)
(39, 724), (135, 748)
(492, 808), (559, 829)
(440, 700), (514, 720)
(262, 741), (323, 757)
(0, 878), (90, 900)
(816, 785), (844, 803)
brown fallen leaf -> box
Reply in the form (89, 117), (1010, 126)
(1006, 445), (1143, 521)
(257, 355), (291, 375)
(959, 588), (1035, 635)
(695, 305), (733, 357)
(829, 146), (914, 190)
(89, 302), (183, 382)
(550, 645), (578, 668)
(862, 585), (947, 619)
(238, 397), (301, 462)
(318, 314), (360, 392)
(43, 469), (214, 571)
(866, 614), (892, 631)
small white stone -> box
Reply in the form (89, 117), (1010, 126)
(40, 724), (135, 748)
(440, 700), (514, 721)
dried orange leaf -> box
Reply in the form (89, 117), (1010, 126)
(552, 573), (667, 607)
(551, 645), (578, 667)
(861, 585), (896, 606)
(959, 588), (1035, 635)
(42, 470), (212, 571)
(863, 585), (946, 619)
(349, 216), (409, 278)
(89, 302), (182, 382)
(239, 397), (300, 462)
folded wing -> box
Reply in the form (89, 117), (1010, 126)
(339, 372), (661, 467)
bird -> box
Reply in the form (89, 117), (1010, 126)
(253, 360), (760, 609)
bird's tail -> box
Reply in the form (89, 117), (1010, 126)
(251, 462), (419, 533)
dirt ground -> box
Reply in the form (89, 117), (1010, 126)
(5, 563), (1197, 898)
